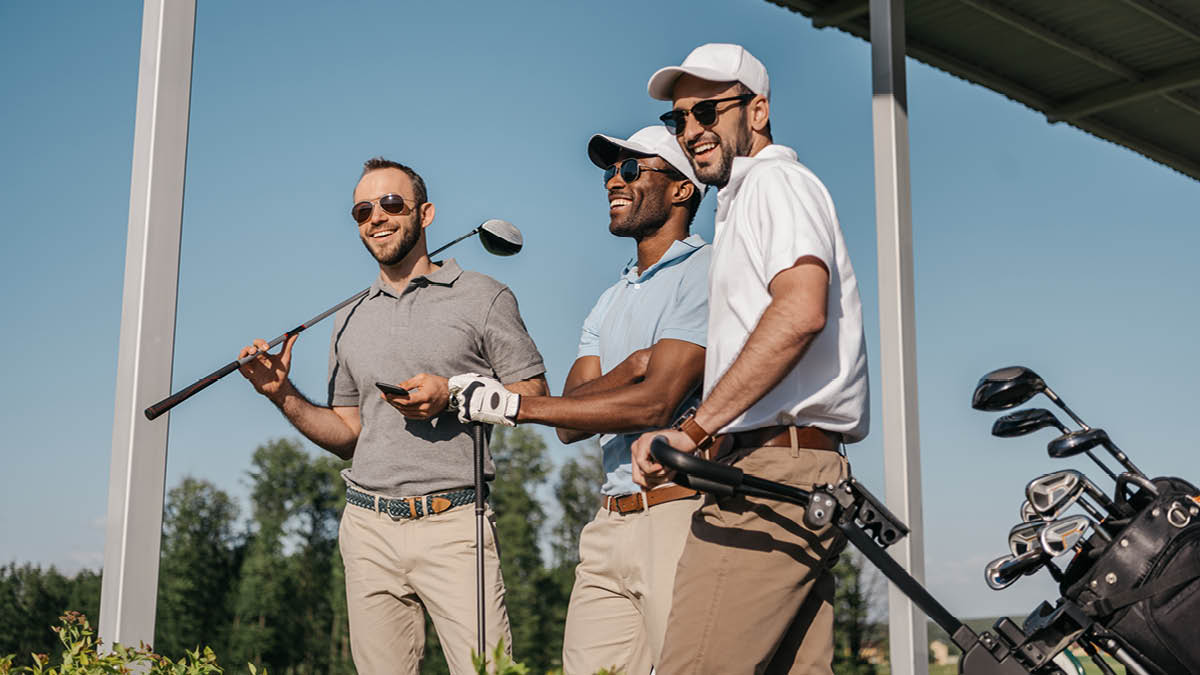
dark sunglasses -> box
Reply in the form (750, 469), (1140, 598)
(659, 93), (756, 136)
(351, 193), (416, 224)
(603, 158), (684, 185)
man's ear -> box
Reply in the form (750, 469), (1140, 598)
(672, 179), (695, 207)
(749, 95), (770, 134)
(419, 201), (436, 229)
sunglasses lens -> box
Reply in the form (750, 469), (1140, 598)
(603, 166), (617, 184)
(351, 202), (373, 223)
(660, 110), (684, 135)
(620, 159), (640, 183)
(379, 194), (407, 215)
(692, 101), (719, 126)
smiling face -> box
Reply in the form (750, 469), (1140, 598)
(605, 151), (681, 240)
(353, 168), (430, 266)
(671, 75), (766, 188)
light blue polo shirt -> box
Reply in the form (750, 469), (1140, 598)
(577, 234), (711, 496)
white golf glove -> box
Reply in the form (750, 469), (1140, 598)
(448, 373), (519, 427)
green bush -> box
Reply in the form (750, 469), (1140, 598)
(0, 612), (261, 675)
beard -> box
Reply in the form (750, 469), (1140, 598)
(361, 221), (422, 266)
(692, 116), (753, 188)
(609, 190), (672, 240)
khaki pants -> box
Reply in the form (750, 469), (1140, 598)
(338, 498), (512, 675)
(561, 494), (701, 675)
(657, 446), (849, 675)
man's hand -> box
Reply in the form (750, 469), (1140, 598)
(449, 374), (520, 427)
(380, 373), (450, 420)
(237, 333), (299, 403)
(631, 428), (696, 488)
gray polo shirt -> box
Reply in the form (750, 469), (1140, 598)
(327, 259), (545, 497)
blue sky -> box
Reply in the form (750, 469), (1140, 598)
(2, 0), (1198, 620)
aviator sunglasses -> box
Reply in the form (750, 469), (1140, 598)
(351, 193), (416, 224)
(659, 93), (756, 136)
(603, 158), (683, 185)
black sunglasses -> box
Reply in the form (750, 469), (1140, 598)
(659, 93), (756, 136)
(351, 193), (416, 224)
(603, 158), (684, 185)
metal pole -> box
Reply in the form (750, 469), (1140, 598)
(869, 0), (929, 673)
(99, 0), (196, 649)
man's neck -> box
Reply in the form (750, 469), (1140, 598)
(634, 219), (690, 273)
(379, 248), (436, 294)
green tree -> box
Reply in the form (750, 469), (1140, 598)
(0, 564), (71, 659)
(832, 549), (883, 675)
(550, 440), (604, 569)
(155, 477), (241, 660)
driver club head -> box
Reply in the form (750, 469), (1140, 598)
(992, 408), (1068, 438)
(972, 366), (1047, 411)
(1008, 521), (1045, 557)
(1047, 428), (1110, 459)
(477, 219), (523, 256)
(1026, 470), (1084, 518)
(1039, 515), (1090, 558)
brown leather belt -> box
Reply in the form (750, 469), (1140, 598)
(727, 425), (841, 451)
(601, 484), (699, 515)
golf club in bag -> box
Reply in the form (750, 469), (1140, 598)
(144, 219), (522, 420)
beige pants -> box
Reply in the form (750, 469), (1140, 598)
(657, 446), (849, 675)
(338, 498), (512, 675)
(561, 493), (701, 675)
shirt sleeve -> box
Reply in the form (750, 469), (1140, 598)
(748, 165), (837, 285)
(482, 287), (547, 384)
(656, 247), (710, 348)
(327, 310), (359, 408)
(576, 286), (615, 359)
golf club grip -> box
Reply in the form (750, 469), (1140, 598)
(650, 437), (745, 488)
(144, 360), (241, 420)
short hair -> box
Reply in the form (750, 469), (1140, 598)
(735, 83), (772, 140)
(360, 157), (428, 205)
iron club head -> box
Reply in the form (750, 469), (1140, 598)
(1020, 499), (1042, 523)
(1026, 470), (1085, 518)
(1039, 515), (1090, 558)
(1009, 521), (1046, 556)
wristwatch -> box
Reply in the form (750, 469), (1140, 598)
(675, 413), (716, 452)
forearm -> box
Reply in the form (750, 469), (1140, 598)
(505, 375), (549, 397)
(563, 361), (641, 397)
(694, 300), (821, 433)
(520, 381), (682, 433)
(269, 381), (358, 459)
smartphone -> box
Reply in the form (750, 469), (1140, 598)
(375, 381), (412, 398)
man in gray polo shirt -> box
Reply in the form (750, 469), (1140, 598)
(451, 126), (709, 674)
(237, 157), (547, 675)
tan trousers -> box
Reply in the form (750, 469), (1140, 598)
(338, 498), (512, 675)
(657, 446), (849, 675)
(561, 494), (701, 675)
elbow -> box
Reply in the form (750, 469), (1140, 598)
(795, 309), (826, 340)
(642, 400), (675, 429)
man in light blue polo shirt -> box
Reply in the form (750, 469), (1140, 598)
(450, 126), (709, 674)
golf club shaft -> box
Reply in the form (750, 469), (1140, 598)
(144, 225), (494, 421)
(144, 288), (370, 420)
(472, 423), (486, 660)
(1085, 450), (1120, 482)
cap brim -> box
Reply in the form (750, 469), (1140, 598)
(647, 65), (739, 100)
(587, 134), (655, 169)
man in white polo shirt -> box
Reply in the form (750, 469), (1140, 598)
(451, 126), (709, 674)
(630, 43), (870, 674)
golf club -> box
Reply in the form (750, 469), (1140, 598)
(1025, 471), (1113, 526)
(984, 550), (1044, 590)
(972, 366), (1087, 427)
(144, 219), (523, 420)
(1008, 521), (1065, 582)
(1039, 515), (1092, 557)
(1047, 428), (1144, 479)
(1020, 499), (1042, 523)
(993, 408), (1119, 482)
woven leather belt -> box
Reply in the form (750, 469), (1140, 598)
(728, 425), (841, 451)
(346, 485), (483, 519)
(601, 484), (699, 515)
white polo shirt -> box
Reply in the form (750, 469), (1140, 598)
(706, 144), (869, 442)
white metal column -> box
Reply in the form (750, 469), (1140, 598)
(869, 0), (928, 673)
(99, 0), (196, 649)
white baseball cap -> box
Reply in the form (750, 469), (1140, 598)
(647, 43), (770, 101)
(587, 125), (703, 191)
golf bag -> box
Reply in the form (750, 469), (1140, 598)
(1060, 476), (1200, 674)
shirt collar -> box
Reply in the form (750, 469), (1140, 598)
(719, 144), (798, 202)
(621, 233), (708, 282)
(370, 258), (464, 298)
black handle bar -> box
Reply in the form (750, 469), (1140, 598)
(649, 436), (812, 507)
